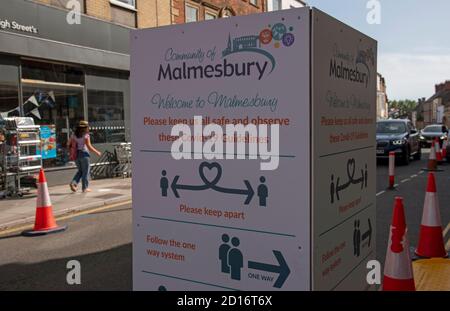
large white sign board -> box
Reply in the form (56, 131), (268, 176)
(132, 9), (311, 291)
(131, 7), (377, 291)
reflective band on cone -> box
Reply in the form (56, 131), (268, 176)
(427, 144), (437, 171)
(415, 173), (447, 258)
(388, 152), (395, 189)
(383, 197), (415, 291)
(435, 139), (443, 162)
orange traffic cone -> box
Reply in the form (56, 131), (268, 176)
(383, 197), (415, 291)
(426, 143), (437, 171)
(22, 169), (67, 236)
(415, 173), (448, 258)
(435, 138), (443, 162)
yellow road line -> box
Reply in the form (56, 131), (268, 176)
(444, 222), (450, 237)
(445, 222), (450, 252)
(0, 200), (132, 237)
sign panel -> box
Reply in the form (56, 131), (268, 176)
(39, 125), (57, 159)
(132, 8), (311, 291)
(311, 9), (377, 290)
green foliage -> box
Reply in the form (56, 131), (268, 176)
(388, 99), (418, 118)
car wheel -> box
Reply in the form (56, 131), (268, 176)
(413, 147), (422, 161)
(402, 148), (410, 165)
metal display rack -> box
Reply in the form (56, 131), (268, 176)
(0, 117), (42, 198)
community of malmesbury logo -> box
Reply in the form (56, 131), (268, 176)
(157, 22), (295, 82)
(329, 45), (375, 88)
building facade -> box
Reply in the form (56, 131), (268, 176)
(422, 81), (450, 127)
(376, 73), (388, 120)
(267, 0), (306, 11)
(173, 0), (266, 24)
(0, 0), (265, 185)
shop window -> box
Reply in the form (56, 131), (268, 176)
(0, 56), (20, 118)
(0, 84), (20, 119)
(87, 90), (125, 144)
(22, 84), (84, 168)
(22, 60), (84, 85)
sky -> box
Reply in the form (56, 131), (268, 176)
(306, 0), (450, 100)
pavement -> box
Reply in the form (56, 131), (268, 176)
(0, 177), (132, 231)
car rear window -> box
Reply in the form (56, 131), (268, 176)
(376, 122), (406, 134)
(423, 126), (443, 133)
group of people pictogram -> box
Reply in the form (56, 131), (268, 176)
(219, 234), (243, 280)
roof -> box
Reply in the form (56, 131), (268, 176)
(426, 89), (450, 106)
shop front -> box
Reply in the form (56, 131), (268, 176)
(0, 0), (131, 185)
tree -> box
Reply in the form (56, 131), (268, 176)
(388, 100), (418, 119)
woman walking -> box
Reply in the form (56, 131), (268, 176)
(69, 121), (101, 193)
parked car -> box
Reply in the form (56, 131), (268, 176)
(376, 119), (421, 165)
(419, 124), (448, 147)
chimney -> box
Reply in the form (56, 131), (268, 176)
(435, 80), (450, 93)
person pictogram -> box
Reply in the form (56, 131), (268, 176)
(330, 174), (335, 204)
(219, 234), (231, 274)
(227, 237), (243, 281)
(257, 177), (268, 207)
(160, 170), (169, 197)
(353, 220), (361, 257)
(364, 164), (368, 188)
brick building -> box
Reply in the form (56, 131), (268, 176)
(267, 0), (306, 11)
(376, 73), (388, 120)
(33, 0), (172, 28)
(33, 0), (266, 27)
(173, 0), (266, 24)
(422, 81), (450, 127)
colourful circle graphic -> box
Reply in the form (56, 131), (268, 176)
(282, 33), (295, 47)
(259, 29), (273, 45)
(274, 42), (281, 48)
(271, 23), (287, 41)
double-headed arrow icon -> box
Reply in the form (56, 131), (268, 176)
(248, 250), (290, 288)
(170, 162), (255, 205)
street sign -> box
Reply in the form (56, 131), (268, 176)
(131, 7), (377, 291)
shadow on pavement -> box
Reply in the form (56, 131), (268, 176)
(0, 233), (22, 241)
(0, 243), (132, 291)
(89, 207), (132, 216)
